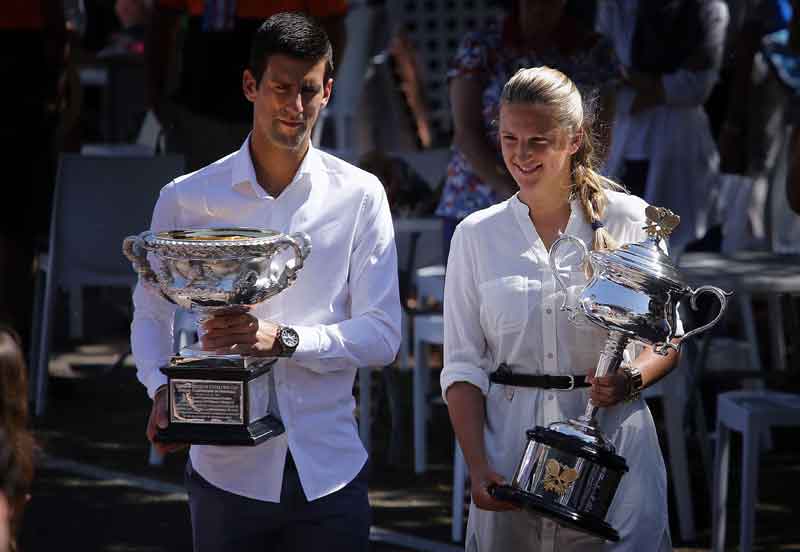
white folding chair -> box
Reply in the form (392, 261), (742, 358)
(712, 391), (800, 552)
(412, 265), (445, 474)
(30, 153), (185, 417)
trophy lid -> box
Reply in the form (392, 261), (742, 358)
(592, 206), (686, 290)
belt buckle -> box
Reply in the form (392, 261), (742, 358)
(563, 375), (575, 391)
(497, 363), (514, 402)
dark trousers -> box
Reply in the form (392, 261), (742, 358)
(621, 159), (650, 199)
(185, 454), (371, 552)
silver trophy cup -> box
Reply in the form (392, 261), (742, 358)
(123, 228), (311, 445)
(490, 207), (730, 540)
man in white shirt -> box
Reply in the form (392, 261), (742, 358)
(131, 12), (401, 552)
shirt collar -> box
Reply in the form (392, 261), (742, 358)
(510, 193), (583, 223)
(231, 134), (325, 198)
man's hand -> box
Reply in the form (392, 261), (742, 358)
(201, 311), (281, 357)
(587, 372), (628, 407)
(146, 386), (187, 454)
(469, 466), (520, 512)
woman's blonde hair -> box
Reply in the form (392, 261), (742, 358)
(500, 66), (622, 251)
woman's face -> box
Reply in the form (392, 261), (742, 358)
(499, 102), (579, 196)
(517, 0), (567, 38)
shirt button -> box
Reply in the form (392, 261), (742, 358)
(546, 308), (552, 314)
(547, 353), (554, 359)
(548, 394), (554, 400)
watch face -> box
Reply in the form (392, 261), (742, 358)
(281, 327), (299, 349)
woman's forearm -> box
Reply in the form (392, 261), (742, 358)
(450, 77), (517, 196)
(632, 340), (680, 389)
(446, 382), (490, 474)
(453, 129), (517, 195)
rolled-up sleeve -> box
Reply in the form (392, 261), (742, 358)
(290, 185), (402, 372)
(130, 183), (179, 398)
(440, 223), (491, 401)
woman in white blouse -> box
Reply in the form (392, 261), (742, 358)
(441, 66), (680, 551)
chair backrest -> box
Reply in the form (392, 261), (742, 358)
(415, 264), (445, 303)
(391, 148), (451, 189)
(49, 154), (186, 288)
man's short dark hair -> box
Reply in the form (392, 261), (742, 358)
(249, 12), (334, 85)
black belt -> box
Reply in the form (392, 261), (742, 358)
(489, 363), (589, 390)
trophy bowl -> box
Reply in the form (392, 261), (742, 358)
(123, 227), (311, 446)
(492, 207), (730, 540)
(123, 227), (311, 315)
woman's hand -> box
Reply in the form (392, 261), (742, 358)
(587, 371), (629, 407)
(200, 311), (281, 357)
(469, 466), (520, 512)
(621, 68), (665, 114)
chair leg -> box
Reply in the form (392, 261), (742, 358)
(398, 311), (410, 371)
(381, 365), (404, 467)
(28, 268), (45, 402)
(35, 267), (57, 417)
(358, 366), (372, 453)
(413, 337), (427, 474)
(711, 418), (730, 552)
(740, 419), (759, 552)
(69, 284), (84, 340)
(766, 294), (787, 373)
(662, 388), (696, 541)
(693, 388), (714, 498)
(452, 441), (466, 542)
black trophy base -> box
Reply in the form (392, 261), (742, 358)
(155, 414), (285, 446)
(490, 485), (620, 542)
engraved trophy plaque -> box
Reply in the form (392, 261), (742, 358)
(123, 228), (311, 446)
(490, 207), (730, 540)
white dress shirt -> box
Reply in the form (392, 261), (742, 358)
(442, 191), (674, 551)
(131, 138), (402, 502)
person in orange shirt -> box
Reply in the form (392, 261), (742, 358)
(145, 0), (347, 171)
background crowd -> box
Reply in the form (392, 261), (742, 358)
(1, 0), (800, 550)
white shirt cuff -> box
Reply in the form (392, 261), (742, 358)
(145, 370), (169, 400)
(291, 324), (327, 361)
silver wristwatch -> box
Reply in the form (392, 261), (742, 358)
(276, 325), (299, 357)
(622, 363), (643, 402)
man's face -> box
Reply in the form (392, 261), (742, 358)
(243, 54), (332, 151)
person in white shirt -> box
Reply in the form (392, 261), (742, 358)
(441, 66), (680, 551)
(595, 0), (729, 254)
(131, 12), (401, 552)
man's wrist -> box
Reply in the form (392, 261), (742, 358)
(275, 325), (299, 357)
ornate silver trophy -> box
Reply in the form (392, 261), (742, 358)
(490, 207), (730, 541)
(123, 228), (311, 446)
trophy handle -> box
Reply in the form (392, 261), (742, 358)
(269, 232), (312, 289)
(122, 234), (159, 287)
(653, 285), (732, 355)
(548, 234), (589, 314)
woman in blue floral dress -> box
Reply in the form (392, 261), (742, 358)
(436, 0), (620, 257)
